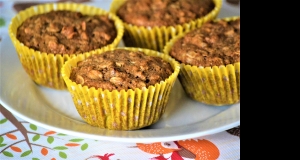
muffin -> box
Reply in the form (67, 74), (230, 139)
(61, 47), (180, 130)
(8, 2), (124, 90)
(164, 16), (240, 106)
(110, 0), (222, 52)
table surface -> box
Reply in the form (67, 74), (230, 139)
(0, 0), (240, 159)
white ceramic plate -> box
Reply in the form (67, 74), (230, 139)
(0, 1), (240, 143)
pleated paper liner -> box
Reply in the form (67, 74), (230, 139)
(109, 0), (222, 52)
(163, 16), (240, 106)
(8, 2), (124, 90)
(61, 47), (180, 130)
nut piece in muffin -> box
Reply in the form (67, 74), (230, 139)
(70, 49), (174, 91)
(61, 48), (180, 130)
(110, 0), (222, 52)
(16, 10), (117, 54)
(165, 16), (240, 106)
(8, 3), (124, 90)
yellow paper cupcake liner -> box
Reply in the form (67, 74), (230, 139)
(8, 2), (124, 90)
(110, 0), (222, 52)
(61, 47), (180, 130)
(163, 16), (240, 106)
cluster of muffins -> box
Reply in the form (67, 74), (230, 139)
(8, 1), (239, 130)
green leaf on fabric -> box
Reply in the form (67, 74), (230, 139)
(0, 118), (7, 124)
(81, 143), (88, 151)
(47, 136), (54, 144)
(21, 150), (32, 157)
(54, 146), (68, 150)
(57, 133), (67, 136)
(59, 151), (67, 159)
(0, 18), (5, 27)
(69, 139), (84, 142)
(0, 143), (7, 147)
(32, 158), (40, 160)
(32, 134), (40, 141)
(0, 136), (4, 143)
(3, 151), (13, 157)
(30, 124), (37, 131)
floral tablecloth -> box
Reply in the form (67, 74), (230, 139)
(0, 0), (240, 159)
(1, 104), (240, 160)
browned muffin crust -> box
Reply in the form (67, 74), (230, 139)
(170, 18), (240, 67)
(17, 10), (117, 54)
(117, 0), (215, 27)
(70, 49), (174, 91)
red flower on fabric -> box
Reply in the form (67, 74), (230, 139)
(86, 153), (115, 160)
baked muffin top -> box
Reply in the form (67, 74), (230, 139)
(116, 0), (215, 27)
(17, 10), (117, 54)
(70, 49), (174, 91)
(170, 18), (240, 67)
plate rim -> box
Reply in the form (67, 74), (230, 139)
(0, 99), (240, 143)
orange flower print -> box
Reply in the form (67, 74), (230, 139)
(137, 142), (179, 154)
(178, 139), (220, 160)
(137, 141), (190, 159)
(137, 139), (220, 160)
